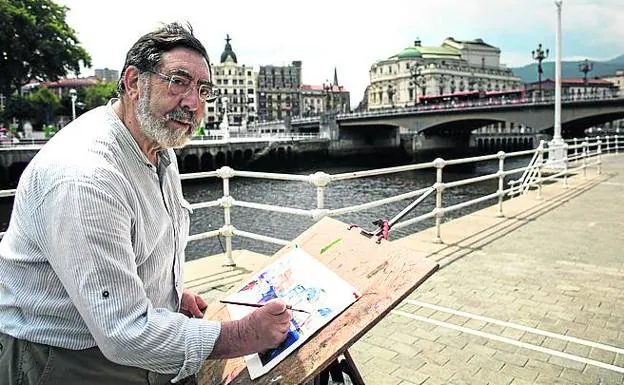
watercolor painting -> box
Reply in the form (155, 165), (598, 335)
(223, 246), (360, 379)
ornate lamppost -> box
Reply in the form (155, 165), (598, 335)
(532, 43), (549, 96)
(578, 58), (593, 97)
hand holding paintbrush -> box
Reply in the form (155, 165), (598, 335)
(220, 300), (310, 314)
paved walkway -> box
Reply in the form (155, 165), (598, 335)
(186, 154), (624, 385)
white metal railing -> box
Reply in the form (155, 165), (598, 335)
(0, 135), (620, 265)
(508, 144), (543, 197)
(190, 132), (320, 143)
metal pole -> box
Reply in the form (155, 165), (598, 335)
(582, 141), (588, 179)
(433, 158), (445, 244)
(497, 151), (505, 217)
(537, 146), (544, 200)
(597, 140), (602, 175)
(554, 0), (563, 142)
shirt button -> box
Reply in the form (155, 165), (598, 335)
(102, 290), (110, 298)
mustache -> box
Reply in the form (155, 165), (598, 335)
(166, 108), (197, 125)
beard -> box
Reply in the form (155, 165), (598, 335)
(135, 79), (198, 149)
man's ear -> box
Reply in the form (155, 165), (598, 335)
(123, 66), (141, 100)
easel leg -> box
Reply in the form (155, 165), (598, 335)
(313, 350), (365, 385)
(340, 350), (365, 385)
(314, 360), (342, 385)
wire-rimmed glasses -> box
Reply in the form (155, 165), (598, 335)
(147, 70), (220, 102)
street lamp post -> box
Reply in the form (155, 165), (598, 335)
(578, 58), (593, 86)
(578, 58), (593, 98)
(532, 43), (549, 97)
(69, 88), (77, 121)
(549, 0), (566, 166)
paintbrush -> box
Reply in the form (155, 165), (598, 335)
(220, 300), (310, 314)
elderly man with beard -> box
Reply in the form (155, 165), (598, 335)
(0, 23), (292, 385)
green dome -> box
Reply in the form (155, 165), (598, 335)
(397, 47), (422, 59)
(220, 34), (238, 64)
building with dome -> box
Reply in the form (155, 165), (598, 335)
(205, 35), (258, 130)
(367, 38), (523, 110)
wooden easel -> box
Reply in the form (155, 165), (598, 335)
(198, 217), (439, 385)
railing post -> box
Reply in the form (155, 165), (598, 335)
(597, 140), (602, 175)
(563, 142), (569, 189)
(309, 172), (331, 210)
(497, 151), (506, 217)
(536, 143), (544, 200)
(433, 158), (445, 243)
(573, 138), (578, 164)
(616, 135), (619, 154)
(217, 166), (236, 266)
(582, 141), (588, 179)
(605, 135), (610, 155)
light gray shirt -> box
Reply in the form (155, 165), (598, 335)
(0, 102), (220, 382)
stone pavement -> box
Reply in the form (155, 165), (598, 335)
(185, 154), (624, 385)
(349, 154), (624, 385)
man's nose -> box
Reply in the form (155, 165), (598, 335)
(180, 89), (200, 112)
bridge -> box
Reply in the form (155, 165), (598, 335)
(290, 96), (624, 158)
(336, 96), (624, 137)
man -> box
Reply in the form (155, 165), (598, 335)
(0, 22), (292, 385)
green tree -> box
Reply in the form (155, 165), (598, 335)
(28, 87), (60, 127)
(4, 94), (35, 123)
(84, 81), (117, 110)
(0, 0), (92, 96)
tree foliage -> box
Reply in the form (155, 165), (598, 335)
(84, 81), (117, 110)
(1, 88), (61, 128)
(0, 0), (92, 96)
(28, 87), (60, 126)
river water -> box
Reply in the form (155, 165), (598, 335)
(0, 155), (531, 261)
(182, 155), (531, 260)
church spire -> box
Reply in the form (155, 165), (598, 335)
(333, 67), (339, 87)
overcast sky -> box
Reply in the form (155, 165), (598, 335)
(56, 0), (624, 107)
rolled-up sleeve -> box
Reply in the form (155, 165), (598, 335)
(33, 176), (220, 381)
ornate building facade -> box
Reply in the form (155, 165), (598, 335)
(367, 38), (523, 110)
(205, 35), (257, 129)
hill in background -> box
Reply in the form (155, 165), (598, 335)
(511, 54), (624, 83)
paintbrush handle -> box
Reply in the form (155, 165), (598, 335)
(220, 300), (310, 313)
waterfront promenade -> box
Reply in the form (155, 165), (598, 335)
(185, 154), (624, 384)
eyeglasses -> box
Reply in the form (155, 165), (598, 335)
(147, 70), (220, 102)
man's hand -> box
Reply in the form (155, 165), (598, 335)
(180, 289), (208, 318)
(239, 299), (293, 352)
(209, 299), (293, 359)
